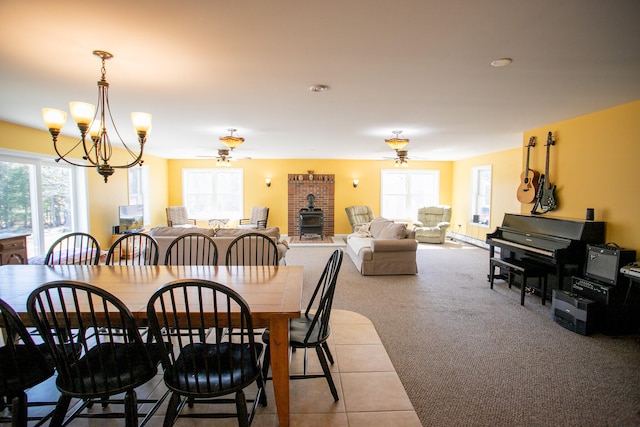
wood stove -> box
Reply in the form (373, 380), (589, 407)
(299, 194), (324, 238)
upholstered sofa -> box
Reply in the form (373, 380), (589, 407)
(148, 226), (288, 265)
(413, 206), (452, 244)
(345, 217), (418, 275)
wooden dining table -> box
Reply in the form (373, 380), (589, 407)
(0, 264), (303, 427)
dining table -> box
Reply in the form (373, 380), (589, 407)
(0, 263), (303, 427)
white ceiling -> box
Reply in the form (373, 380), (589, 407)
(1, 0), (639, 161)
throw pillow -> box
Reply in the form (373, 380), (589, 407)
(377, 222), (408, 239)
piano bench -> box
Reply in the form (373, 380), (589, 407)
(489, 257), (550, 305)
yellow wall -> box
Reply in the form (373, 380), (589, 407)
(3, 98), (640, 253)
(168, 159), (453, 235)
(451, 148), (522, 241)
(0, 121), (169, 249)
(522, 100), (640, 247)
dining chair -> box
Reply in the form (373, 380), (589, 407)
(27, 281), (170, 427)
(146, 279), (267, 427)
(164, 232), (218, 265)
(225, 232), (278, 266)
(106, 232), (159, 265)
(262, 248), (343, 401)
(44, 232), (101, 265)
(0, 298), (56, 427)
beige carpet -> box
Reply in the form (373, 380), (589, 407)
(286, 242), (640, 427)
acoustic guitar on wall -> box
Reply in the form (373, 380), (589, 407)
(516, 136), (540, 204)
(532, 131), (557, 214)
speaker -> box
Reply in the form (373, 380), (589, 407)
(584, 244), (636, 286)
(551, 290), (596, 335)
(112, 225), (120, 234)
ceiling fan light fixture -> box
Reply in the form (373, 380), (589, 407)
(490, 58), (512, 67)
(216, 149), (232, 167)
(385, 130), (409, 151)
(309, 84), (329, 92)
(219, 128), (244, 150)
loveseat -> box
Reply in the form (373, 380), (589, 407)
(346, 216), (418, 275)
(148, 226), (288, 265)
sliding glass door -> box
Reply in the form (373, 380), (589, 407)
(0, 150), (87, 258)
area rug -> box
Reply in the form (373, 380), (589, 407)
(287, 236), (345, 246)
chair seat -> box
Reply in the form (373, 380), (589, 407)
(0, 346), (53, 393)
(57, 341), (166, 395)
(262, 316), (331, 347)
(166, 342), (263, 394)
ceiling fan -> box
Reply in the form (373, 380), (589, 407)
(381, 150), (416, 167)
(196, 148), (251, 165)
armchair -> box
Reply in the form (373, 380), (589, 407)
(345, 205), (375, 232)
(238, 206), (269, 229)
(166, 206), (196, 227)
(413, 206), (452, 243)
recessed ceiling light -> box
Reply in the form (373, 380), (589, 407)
(309, 84), (329, 92)
(490, 58), (512, 67)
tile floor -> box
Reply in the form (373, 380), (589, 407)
(15, 310), (421, 426)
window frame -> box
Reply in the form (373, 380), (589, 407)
(380, 169), (440, 221)
(128, 166), (151, 226)
(0, 148), (88, 257)
(181, 168), (244, 221)
(470, 164), (492, 228)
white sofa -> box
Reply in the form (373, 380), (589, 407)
(148, 226), (288, 265)
(346, 217), (418, 276)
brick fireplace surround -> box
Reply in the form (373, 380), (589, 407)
(288, 173), (335, 238)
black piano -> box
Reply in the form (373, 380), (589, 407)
(486, 213), (605, 294)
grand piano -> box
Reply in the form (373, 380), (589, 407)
(486, 213), (605, 294)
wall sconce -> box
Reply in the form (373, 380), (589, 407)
(265, 178), (271, 187)
(353, 179), (359, 188)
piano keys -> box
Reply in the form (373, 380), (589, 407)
(486, 213), (605, 295)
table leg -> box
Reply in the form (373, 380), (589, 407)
(269, 317), (290, 427)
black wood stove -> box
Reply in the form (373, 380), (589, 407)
(299, 194), (324, 238)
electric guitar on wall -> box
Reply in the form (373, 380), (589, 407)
(532, 131), (557, 214)
(516, 136), (540, 204)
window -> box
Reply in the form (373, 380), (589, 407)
(471, 165), (492, 226)
(182, 168), (243, 220)
(380, 170), (440, 220)
(0, 149), (88, 257)
(128, 166), (151, 226)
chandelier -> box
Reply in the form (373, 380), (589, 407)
(385, 130), (409, 151)
(42, 50), (151, 183)
(219, 128), (244, 150)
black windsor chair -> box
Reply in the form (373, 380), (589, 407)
(146, 279), (267, 427)
(0, 298), (56, 426)
(164, 233), (218, 266)
(106, 232), (159, 266)
(225, 232), (278, 266)
(27, 281), (170, 427)
(262, 248), (343, 401)
(44, 232), (101, 265)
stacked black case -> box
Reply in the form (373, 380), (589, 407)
(551, 290), (596, 335)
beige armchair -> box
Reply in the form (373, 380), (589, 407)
(238, 206), (269, 229)
(413, 206), (452, 243)
(345, 205), (375, 232)
(166, 206), (196, 227)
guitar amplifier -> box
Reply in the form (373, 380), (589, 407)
(551, 290), (596, 335)
(571, 276), (624, 305)
(571, 276), (640, 335)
